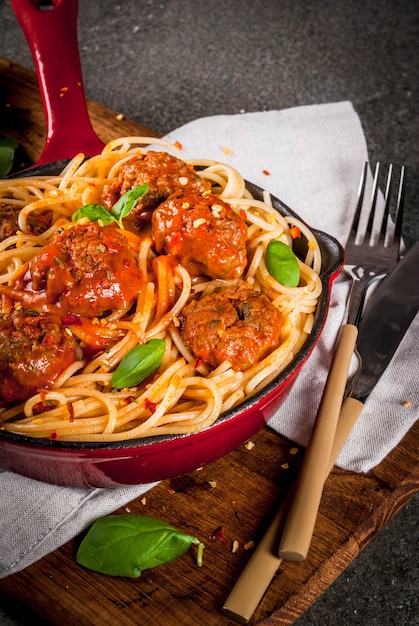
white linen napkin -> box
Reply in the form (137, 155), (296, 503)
(0, 101), (417, 578)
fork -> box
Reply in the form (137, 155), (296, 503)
(344, 161), (405, 327)
(223, 163), (407, 621)
(276, 162), (406, 562)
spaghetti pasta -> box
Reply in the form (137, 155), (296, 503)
(0, 137), (322, 442)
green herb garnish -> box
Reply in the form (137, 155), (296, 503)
(76, 514), (205, 577)
(72, 184), (148, 228)
(265, 240), (300, 287)
(0, 137), (19, 178)
(111, 338), (166, 389)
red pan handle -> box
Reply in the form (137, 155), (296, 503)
(11, 0), (105, 165)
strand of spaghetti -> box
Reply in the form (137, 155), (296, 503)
(4, 414), (110, 438)
(144, 388), (222, 435)
(0, 233), (47, 253)
(58, 153), (86, 189)
(131, 281), (155, 334)
(82, 329), (138, 374)
(246, 227), (285, 253)
(44, 387), (119, 433)
(17, 196), (77, 231)
(244, 324), (302, 395)
(190, 161), (246, 198)
(153, 255), (176, 322)
(134, 375), (222, 435)
(228, 198), (290, 232)
(0, 250), (37, 283)
(105, 358), (192, 429)
(24, 390), (70, 417)
(137, 237), (155, 280)
(22, 388), (117, 430)
(104, 136), (183, 159)
(52, 360), (87, 388)
(169, 327), (210, 375)
(0, 402), (26, 424)
(62, 372), (112, 387)
(73, 363), (194, 440)
(145, 266), (191, 339)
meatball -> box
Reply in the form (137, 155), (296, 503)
(6, 222), (144, 316)
(101, 151), (211, 223)
(0, 309), (77, 407)
(179, 281), (283, 371)
(151, 192), (248, 279)
(0, 202), (47, 242)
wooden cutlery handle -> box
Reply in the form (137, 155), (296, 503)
(278, 323), (358, 561)
(223, 335), (363, 624)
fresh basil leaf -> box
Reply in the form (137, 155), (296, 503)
(111, 338), (166, 389)
(265, 240), (300, 287)
(71, 203), (118, 225)
(76, 515), (204, 577)
(0, 137), (19, 178)
(111, 184), (149, 225)
(71, 184), (148, 227)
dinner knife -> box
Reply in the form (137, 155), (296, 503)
(223, 242), (419, 624)
(277, 241), (419, 562)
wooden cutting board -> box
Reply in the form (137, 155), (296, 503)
(0, 58), (418, 626)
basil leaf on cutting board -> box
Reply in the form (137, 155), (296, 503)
(265, 240), (300, 287)
(111, 338), (166, 389)
(76, 515), (205, 577)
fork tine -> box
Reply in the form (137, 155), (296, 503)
(379, 163), (393, 243)
(379, 163), (405, 250)
(393, 165), (406, 244)
(365, 162), (381, 244)
(350, 161), (368, 239)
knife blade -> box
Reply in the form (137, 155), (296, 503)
(223, 244), (419, 624)
(350, 241), (419, 402)
(277, 241), (419, 563)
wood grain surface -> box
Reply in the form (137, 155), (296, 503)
(0, 58), (418, 626)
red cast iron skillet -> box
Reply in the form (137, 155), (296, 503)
(0, 0), (344, 487)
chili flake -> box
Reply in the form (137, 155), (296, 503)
(144, 397), (157, 413)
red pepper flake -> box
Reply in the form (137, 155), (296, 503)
(106, 242), (122, 253)
(194, 358), (203, 369)
(262, 169), (271, 176)
(167, 488), (176, 494)
(68, 403), (75, 422)
(144, 398), (157, 414)
(62, 313), (82, 326)
(50, 430), (58, 441)
(210, 525), (228, 546)
(174, 140), (183, 150)
(33, 401), (53, 415)
(290, 226), (301, 239)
